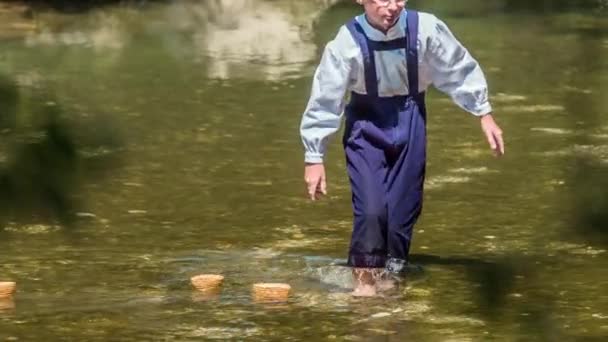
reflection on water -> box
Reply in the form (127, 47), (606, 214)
(19, 0), (341, 81)
(0, 298), (15, 312)
(193, 0), (318, 80)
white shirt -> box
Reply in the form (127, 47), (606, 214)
(300, 10), (492, 164)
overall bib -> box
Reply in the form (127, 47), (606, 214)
(343, 11), (426, 273)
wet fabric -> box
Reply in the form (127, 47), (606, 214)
(344, 11), (426, 273)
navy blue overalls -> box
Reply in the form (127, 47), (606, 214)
(343, 11), (426, 273)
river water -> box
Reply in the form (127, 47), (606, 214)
(0, 0), (607, 340)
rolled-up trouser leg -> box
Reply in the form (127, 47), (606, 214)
(345, 123), (389, 268)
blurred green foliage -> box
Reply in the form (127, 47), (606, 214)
(0, 74), (123, 229)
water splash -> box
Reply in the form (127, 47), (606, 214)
(303, 256), (353, 290)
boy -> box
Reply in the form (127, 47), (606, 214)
(300, 0), (504, 296)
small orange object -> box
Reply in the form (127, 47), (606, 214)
(252, 283), (291, 303)
(0, 298), (15, 311)
(190, 274), (224, 293)
(0, 282), (16, 299)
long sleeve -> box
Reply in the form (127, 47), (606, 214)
(300, 36), (352, 164)
(425, 15), (492, 116)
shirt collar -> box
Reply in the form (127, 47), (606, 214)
(355, 9), (407, 41)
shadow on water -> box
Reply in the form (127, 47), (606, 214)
(0, 73), (123, 232)
(0, 75), (18, 130)
(413, 253), (599, 340)
(565, 23), (608, 247)
(447, 0), (608, 338)
(572, 160), (608, 246)
(410, 253), (518, 315)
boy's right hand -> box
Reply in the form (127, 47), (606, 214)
(304, 163), (327, 201)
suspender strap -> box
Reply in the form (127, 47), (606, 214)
(346, 10), (420, 97)
(367, 37), (407, 51)
(405, 10), (419, 95)
(346, 19), (378, 97)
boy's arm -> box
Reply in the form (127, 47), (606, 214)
(300, 32), (352, 199)
(425, 15), (504, 155)
(425, 15), (492, 116)
(300, 41), (351, 164)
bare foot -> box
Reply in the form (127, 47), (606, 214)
(351, 284), (377, 297)
(376, 278), (397, 292)
(351, 267), (380, 297)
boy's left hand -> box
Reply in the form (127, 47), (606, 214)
(480, 114), (504, 156)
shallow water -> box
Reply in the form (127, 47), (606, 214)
(1, 0), (607, 340)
